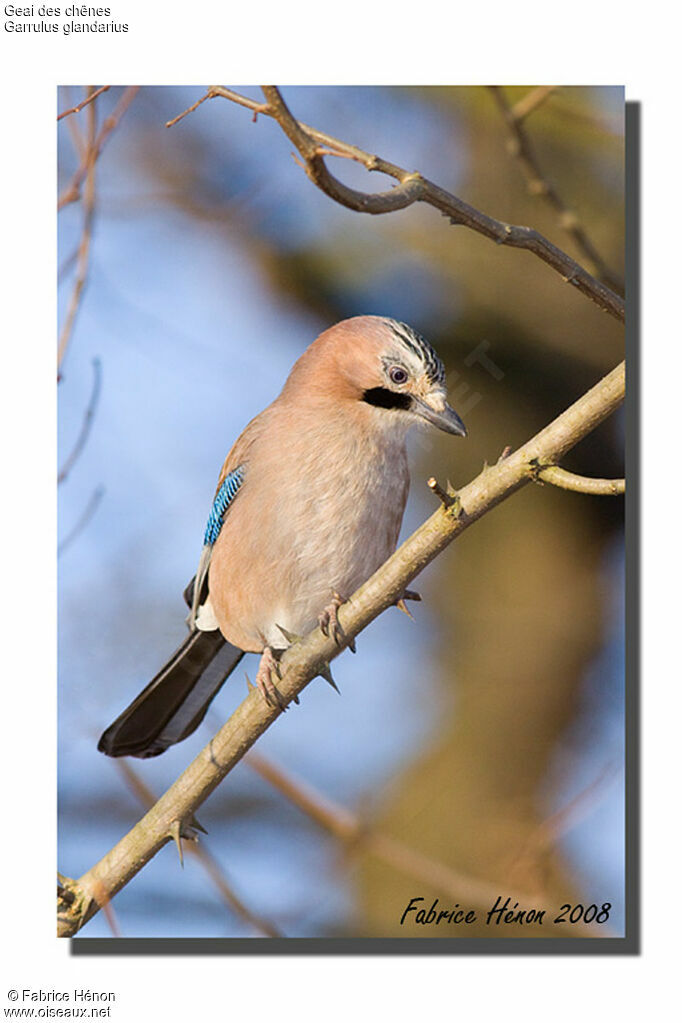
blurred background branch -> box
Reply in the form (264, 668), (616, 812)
(57, 88), (97, 373)
(57, 85), (111, 122)
(488, 86), (624, 293)
(58, 86), (139, 212)
(58, 357), (101, 484)
(57, 484), (105, 558)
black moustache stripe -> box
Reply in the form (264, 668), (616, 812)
(362, 387), (413, 411)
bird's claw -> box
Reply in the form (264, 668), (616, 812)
(255, 647), (288, 711)
(318, 592), (356, 652)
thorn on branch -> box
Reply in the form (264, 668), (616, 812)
(168, 817), (202, 868)
(427, 478), (462, 519)
(276, 623), (301, 644)
(169, 819), (185, 867)
(318, 662), (340, 693)
(110, 756), (282, 937)
(395, 598), (414, 619)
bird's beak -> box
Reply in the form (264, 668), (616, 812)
(412, 396), (467, 437)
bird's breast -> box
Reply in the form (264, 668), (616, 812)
(208, 416), (410, 651)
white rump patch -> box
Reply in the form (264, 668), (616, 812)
(195, 597), (220, 632)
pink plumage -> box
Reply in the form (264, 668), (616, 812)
(99, 316), (466, 757)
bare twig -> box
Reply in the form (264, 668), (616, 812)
(64, 92), (87, 161)
(169, 86), (624, 322)
(57, 85), (110, 121)
(488, 86), (623, 293)
(113, 760), (282, 937)
(58, 485), (105, 557)
(532, 463), (625, 495)
(58, 91), (98, 373)
(58, 358), (102, 484)
(165, 91), (216, 128)
(58, 86), (139, 211)
(57, 86), (138, 372)
(57, 359), (624, 935)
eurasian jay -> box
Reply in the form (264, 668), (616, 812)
(98, 316), (466, 758)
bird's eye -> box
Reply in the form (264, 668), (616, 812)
(389, 366), (409, 386)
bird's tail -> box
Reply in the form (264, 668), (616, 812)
(97, 629), (244, 759)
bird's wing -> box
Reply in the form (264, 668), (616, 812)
(187, 463), (245, 629)
(186, 408), (271, 629)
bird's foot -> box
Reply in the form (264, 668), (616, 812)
(318, 591), (356, 653)
(394, 588), (421, 618)
(255, 646), (287, 712)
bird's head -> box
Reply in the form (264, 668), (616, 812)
(284, 316), (467, 438)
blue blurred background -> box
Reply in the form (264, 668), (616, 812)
(58, 86), (625, 938)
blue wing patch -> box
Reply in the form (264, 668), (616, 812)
(203, 465), (246, 545)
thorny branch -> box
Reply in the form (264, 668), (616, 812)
(114, 760), (282, 937)
(488, 86), (624, 293)
(58, 359), (624, 936)
(166, 86), (624, 322)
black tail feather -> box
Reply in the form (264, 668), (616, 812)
(98, 630), (244, 759)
